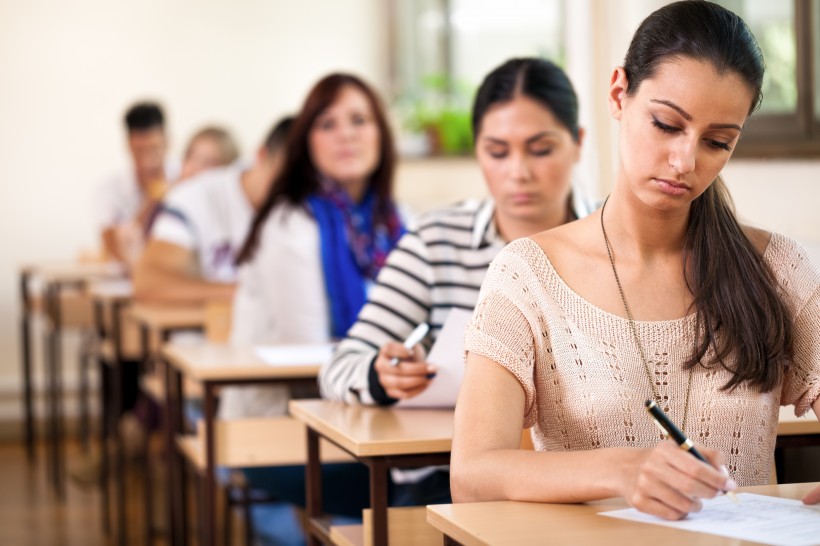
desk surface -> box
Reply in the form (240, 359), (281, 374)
(128, 304), (207, 332)
(30, 261), (125, 283)
(778, 406), (820, 436)
(427, 482), (819, 546)
(161, 342), (322, 382)
(88, 279), (134, 302)
(289, 399), (453, 458)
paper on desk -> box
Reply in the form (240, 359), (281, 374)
(601, 493), (820, 546)
(254, 344), (335, 367)
(398, 308), (473, 408)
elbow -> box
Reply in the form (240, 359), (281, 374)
(449, 451), (488, 503)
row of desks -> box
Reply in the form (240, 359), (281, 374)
(19, 261), (820, 546)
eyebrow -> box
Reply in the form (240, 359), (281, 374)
(651, 99), (743, 131)
(482, 131), (560, 144)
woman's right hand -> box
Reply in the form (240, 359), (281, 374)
(619, 440), (737, 520)
(374, 341), (437, 400)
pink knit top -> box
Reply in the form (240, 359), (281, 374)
(464, 233), (819, 486)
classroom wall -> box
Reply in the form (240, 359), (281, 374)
(0, 0), (389, 421)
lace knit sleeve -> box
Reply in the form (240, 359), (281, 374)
(773, 235), (820, 415)
(464, 243), (543, 428)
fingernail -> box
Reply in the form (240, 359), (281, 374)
(719, 465), (730, 477)
(725, 478), (737, 491)
(427, 365), (437, 373)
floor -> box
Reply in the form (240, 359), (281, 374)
(0, 439), (170, 546)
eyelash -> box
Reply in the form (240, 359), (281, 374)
(651, 117), (732, 152)
(488, 148), (552, 159)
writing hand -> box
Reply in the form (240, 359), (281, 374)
(375, 341), (436, 400)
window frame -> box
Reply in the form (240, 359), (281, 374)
(734, 0), (820, 158)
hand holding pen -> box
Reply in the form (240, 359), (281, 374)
(374, 323), (436, 400)
(645, 400), (739, 503)
(617, 401), (739, 521)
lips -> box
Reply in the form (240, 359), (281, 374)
(654, 178), (690, 196)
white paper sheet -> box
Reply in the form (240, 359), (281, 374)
(254, 344), (335, 367)
(397, 308), (473, 408)
(601, 493), (820, 546)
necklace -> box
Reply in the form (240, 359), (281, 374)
(600, 197), (693, 435)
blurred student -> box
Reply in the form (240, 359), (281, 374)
(177, 126), (240, 182)
(119, 126), (241, 266)
(221, 74), (404, 543)
(95, 102), (178, 262)
(133, 118), (291, 305)
(318, 58), (593, 506)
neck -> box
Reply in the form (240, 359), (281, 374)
(337, 177), (368, 204)
(494, 199), (570, 242)
(603, 185), (690, 260)
(240, 168), (266, 210)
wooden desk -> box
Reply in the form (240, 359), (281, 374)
(289, 399), (453, 546)
(428, 482), (819, 546)
(775, 406), (820, 482)
(21, 261), (124, 498)
(161, 342), (324, 546)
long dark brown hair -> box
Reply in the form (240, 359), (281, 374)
(624, 1), (792, 392)
(236, 73), (397, 264)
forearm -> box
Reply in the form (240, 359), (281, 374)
(133, 265), (234, 305)
(319, 339), (378, 404)
(451, 446), (631, 504)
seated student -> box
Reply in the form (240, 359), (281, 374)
(119, 125), (241, 267)
(177, 126), (240, 183)
(221, 73), (405, 543)
(451, 0), (820, 520)
(133, 117), (291, 304)
(95, 101), (178, 263)
(319, 57), (594, 505)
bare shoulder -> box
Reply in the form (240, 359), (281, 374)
(528, 214), (605, 274)
(741, 225), (773, 255)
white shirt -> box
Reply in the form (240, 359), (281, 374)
(94, 162), (179, 230)
(150, 164), (251, 283)
(218, 202), (331, 419)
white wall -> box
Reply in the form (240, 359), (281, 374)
(0, 0), (387, 408)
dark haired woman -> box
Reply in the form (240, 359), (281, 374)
(320, 57), (593, 504)
(451, 0), (819, 520)
(219, 73), (404, 420)
(213, 74), (404, 542)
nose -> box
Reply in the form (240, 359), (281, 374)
(669, 138), (696, 174)
(508, 153), (532, 183)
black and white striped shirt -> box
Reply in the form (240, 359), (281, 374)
(319, 195), (594, 405)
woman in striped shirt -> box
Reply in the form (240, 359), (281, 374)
(320, 57), (595, 408)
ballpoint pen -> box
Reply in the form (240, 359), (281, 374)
(645, 400), (739, 503)
(389, 323), (430, 367)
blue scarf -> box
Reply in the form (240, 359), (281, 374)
(307, 182), (404, 339)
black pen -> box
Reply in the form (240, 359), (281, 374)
(645, 400), (738, 502)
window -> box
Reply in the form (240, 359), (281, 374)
(716, 0), (820, 158)
(390, 0), (565, 156)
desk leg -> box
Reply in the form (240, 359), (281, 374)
(166, 363), (189, 546)
(202, 383), (217, 546)
(99, 357), (111, 536)
(111, 303), (127, 546)
(45, 282), (66, 499)
(368, 457), (389, 546)
(20, 271), (35, 464)
(305, 427), (328, 546)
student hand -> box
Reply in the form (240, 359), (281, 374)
(803, 484), (820, 505)
(375, 341), (437, 400)
(620, 440), (736, 520)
